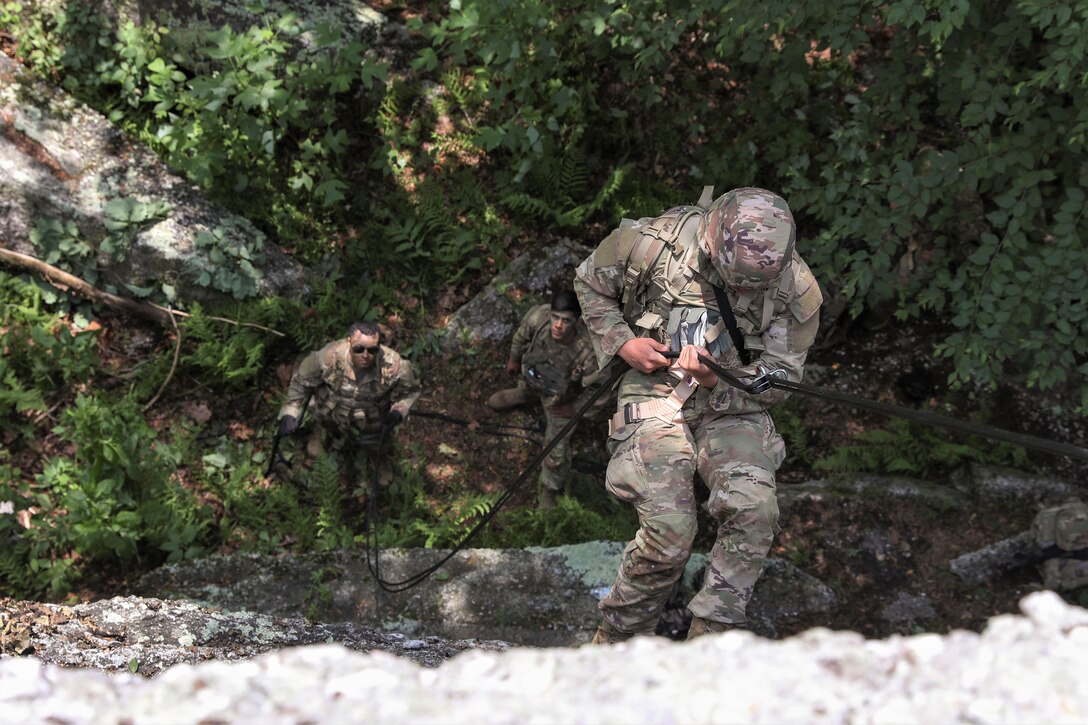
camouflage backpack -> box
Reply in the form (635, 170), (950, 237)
(1033, 501), (1088, 591)
(616, 186), (821, 363)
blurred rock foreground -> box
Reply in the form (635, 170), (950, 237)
(1, 591), (1086, 723)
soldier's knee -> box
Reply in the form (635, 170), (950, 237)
(707, 465), (778, 530)
(640, 512), (698, 568)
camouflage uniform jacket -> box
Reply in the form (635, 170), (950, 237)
(279, 339), (420, 432)
(573, 211), (822, 415)
(509, 303), (598, 407)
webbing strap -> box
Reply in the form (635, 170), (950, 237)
(608, 376), (697, 434)
(697, 185), (715, 208)
(711, 283), (751, 365)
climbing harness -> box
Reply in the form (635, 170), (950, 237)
(361, 351), (1088, 593)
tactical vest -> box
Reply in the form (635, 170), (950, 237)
(1034, 501), (1088, 591)
(522, 317), (573, 399)
(617, 187), (820, 359)
(313, 344), (401, 430)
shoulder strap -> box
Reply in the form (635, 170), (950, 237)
(712, 284), (751, 366)
(621, 194), (711, 321)
(696, 185), (714, 209)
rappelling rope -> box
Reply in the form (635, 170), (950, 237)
(362, 350), (1088, 592)
(363, 362), (628, 593)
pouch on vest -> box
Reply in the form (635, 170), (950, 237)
(522, 350), (572, 399)
(1034, 501), (1088, 591)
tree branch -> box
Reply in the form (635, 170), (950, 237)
(0, 246), (286, 337)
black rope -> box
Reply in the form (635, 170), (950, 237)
(687, 352), (1088, 464)
(362, 349), (1088, 593)
(362, 362), (627, 593)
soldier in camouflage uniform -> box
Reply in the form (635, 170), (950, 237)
(487, 290), (600, 509)
(574, 187), (822, 641)
(277, 321), (420, 489)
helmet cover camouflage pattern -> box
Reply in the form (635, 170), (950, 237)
(699, 187), (796, 288)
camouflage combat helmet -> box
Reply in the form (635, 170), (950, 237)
(698, 187), (796, 289)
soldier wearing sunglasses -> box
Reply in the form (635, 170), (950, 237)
(277, 321), (420, 488)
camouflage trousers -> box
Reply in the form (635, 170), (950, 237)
(600, 406), (785, 633)
(488, 381), (580, 495)
(306, 421), (395, 491)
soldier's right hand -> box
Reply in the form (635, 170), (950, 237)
(505, 358), (520, 375)
(278, 415), (299, 437)
(618, 337), (671, 374)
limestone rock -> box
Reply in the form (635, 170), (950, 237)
(0, 53), (307, 306)
(0, 596), (506, 676)
(2, 592), (1086, 723)
(442, 240), (592, 350)
(131, 543), (838, 645)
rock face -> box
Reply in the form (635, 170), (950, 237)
(125, 463), (1088, 645)
(2, 592), (1086, 723)
(442, 239), (593, 350)
(130, 542), (836, 646)
(0, 596), (507, 676)
(0, 52), (307, 306)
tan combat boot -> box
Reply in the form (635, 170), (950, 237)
(686, 616), (736, 640)
(589, 619), (634, 645)
(486, 386), (532, 411)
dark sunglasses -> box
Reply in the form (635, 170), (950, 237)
(351, 344), (380, 355)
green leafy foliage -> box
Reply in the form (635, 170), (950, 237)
(0, 272), (98, 438)
(814, 418), (1030, 477)
(0, 395), (212, 598)
(11, 2), (386, 255)
(417, 0), (1088, 404)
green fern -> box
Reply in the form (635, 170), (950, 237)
(309, 453), (353, 550)
(814, 418), (1029, 478)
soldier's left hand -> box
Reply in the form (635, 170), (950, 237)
(382, 410), (404, 428)
(677, 345), (718, 388)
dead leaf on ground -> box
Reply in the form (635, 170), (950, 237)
(15, 508), (35, 529)
(229, 422), (256, 441)
(183, 400), (213, 423)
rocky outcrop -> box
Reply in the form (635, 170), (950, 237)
(442, 239), (593, 350)
(130, 542), (836, 646)
(2, 592), (1086, 723)
(0, 52), (307, 306)
(123, 464), (1087, 645)
(0, 596), (506, 676)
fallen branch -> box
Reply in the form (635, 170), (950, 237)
(0, 245), (173, 326)
(0, 245), (285, 336)
(142, 306), (181, 412)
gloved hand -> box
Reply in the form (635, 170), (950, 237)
(382, 410), (403, 428)
(278, 415), (299, 437)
